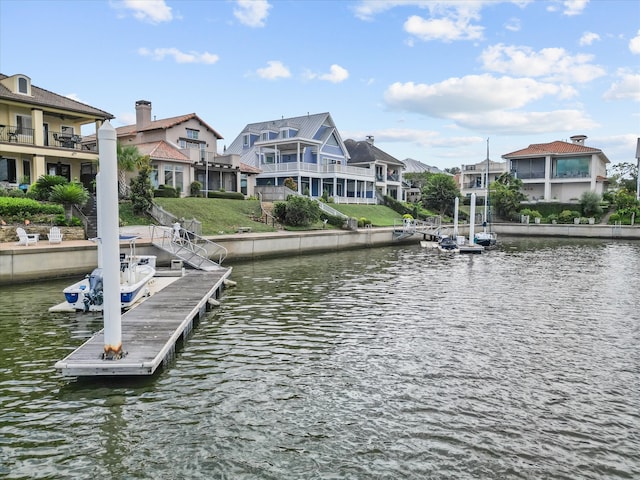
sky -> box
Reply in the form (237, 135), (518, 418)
(1, 0), (639, 170)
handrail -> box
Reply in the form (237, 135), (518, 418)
(150, 224), (227, 266)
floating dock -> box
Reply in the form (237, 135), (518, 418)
(55, 267), (232, 377)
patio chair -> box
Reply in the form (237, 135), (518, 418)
(48, 226), (63, 244)
(16, 227), (39, 246)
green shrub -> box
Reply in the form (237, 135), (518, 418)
(358, 217), (372, 227)
(272, 201), (287, 221)
(207, 191), (245, 200)
(558, 210), (574, 223)
(320, 212), (346, 228)
(154, 185), (178, 198)
(189, 181), (202, 197)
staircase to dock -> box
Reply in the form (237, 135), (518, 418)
(150, 225), (227, 271)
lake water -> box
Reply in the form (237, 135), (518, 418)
(1, 237), (638, 479)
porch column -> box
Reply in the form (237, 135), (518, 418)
(33, 154), (46, 182)
(31, 108), (44, 146)
(590, 154), (597, 191)
(544, 155), (552, 200)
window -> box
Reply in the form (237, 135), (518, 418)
(18, 77), (28, 94)
(243, 134), (249, 147)
(186, 129), (199, 140)
(554, 157), (590, 178)
(281, 129), (289, 139)
(164, 165), (184, 192)
(150, 165), (159, 189)
(0, 157), (17, 183)
(17, 115), (32, 134)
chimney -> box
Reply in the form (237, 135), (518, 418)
(570, 134), (587, 145)
(365, 135), (374, 145)
(135, 100), (152, 129)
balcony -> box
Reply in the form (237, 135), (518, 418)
(0, 125), (89, 151)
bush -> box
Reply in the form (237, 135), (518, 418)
(358, 217), (372, 227)
(320, 212), (346, 228)
(206, 191), (245, 200)
(154, 185), (178, 198)
(190, 181), (202, 197)
(558, 210), (575, 223)
(579, 191), (603, 217)
(274, 195), (321, 226)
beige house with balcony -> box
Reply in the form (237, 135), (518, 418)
(503, 135), (609, 202)
(0, 73), (113, 191)
(459, 158), (507, 201)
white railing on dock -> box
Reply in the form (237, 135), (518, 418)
(151, 225), (227, 268)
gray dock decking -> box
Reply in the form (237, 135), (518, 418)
(55, 267), (232, 377)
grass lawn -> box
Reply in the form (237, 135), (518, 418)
(118, 198), (408, 234)
(329, 204), (405, 226)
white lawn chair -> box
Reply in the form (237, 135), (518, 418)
(16, 227), (39, 246)
(48, 226), (63, 244)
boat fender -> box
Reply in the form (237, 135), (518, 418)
(208, 298), (221, 307)
(224, 279), (237, 287)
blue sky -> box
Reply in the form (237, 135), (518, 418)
(1, 0), (638, 170)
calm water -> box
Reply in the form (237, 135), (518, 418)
(1, 237), (638, 479)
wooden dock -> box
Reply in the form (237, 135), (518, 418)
(55, 267), (232, 377)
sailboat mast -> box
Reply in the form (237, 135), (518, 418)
(484, 138), (489, 230)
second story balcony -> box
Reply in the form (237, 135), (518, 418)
(0, 125), (91, 151)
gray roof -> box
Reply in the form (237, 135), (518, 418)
(0, 73), (114, 120)
(344, 139), (404, 167)
(402, 158), (443, 173)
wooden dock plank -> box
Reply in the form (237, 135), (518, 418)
(55, 268), (232, 376)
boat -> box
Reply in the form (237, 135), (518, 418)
(62, 236), (156, 312)
(437, 235), (460, 253)
(474, 138), (497, 248)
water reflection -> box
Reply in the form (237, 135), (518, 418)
(0, 238), (638, 479)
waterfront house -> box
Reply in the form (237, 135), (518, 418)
(502, 135), (609, 202)
(84, 100), (241, 197)
(344, 136), (405, 202)
(459, 158), (508, 202)
(402, 158), (448, 203)
(0, 73), (113, 191)
(224, 112), (376, 203)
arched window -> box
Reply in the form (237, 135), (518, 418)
(18, 77), (28, 94)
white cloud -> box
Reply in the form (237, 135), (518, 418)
(480, 44), (605, 83)
(256, 61), (291, 80)
(404, 14), (483, 42)
(504, 17), (521, 32)
(630, 30), (640, 54)
(138, 47), (219, 64)
(384, 75), (576, 118)
(562, 0), (588, 16)
(319, 65), (350, 83)
(603, 72), (640, 102)
(452, 109), (598, 134)
(116, 0), (173, 24)
(579, 32), (600, 46)
(234, 0), (271, 27)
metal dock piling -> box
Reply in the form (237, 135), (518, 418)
(55, 268), (232, 377)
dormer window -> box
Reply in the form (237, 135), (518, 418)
(18, 77), (28, 94)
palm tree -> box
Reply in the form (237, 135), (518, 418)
(117, 143), (143, 199)
(49, 183), (90, 222)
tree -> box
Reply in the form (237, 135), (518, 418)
(579, 191), (603, 217)
(403, 172), (433, 191)
(117, 143), (143, 199)
(444, 166), (461, 175)
(275, 195), (321, 226)
(490, 172), (526, 219)
(31, 174), (68, 201)
(129, 155), (154, 215)
(49, 182), (89, 222)
(608, 162), (638, 193)
(421, 173), (460, 215)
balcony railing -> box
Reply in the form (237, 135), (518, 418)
(260, 162), (375, 180)
(0, 125), (88, 151)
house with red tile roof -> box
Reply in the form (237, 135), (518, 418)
(112, 100), (241, 197)
(502, 135), (609, 203)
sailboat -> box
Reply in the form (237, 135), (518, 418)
(474, 138), (497, 247)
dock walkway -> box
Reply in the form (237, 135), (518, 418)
(55, 267), (232, 377)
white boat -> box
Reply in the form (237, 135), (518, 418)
(62, 236), (156, 312)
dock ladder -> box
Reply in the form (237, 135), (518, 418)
(150, 225), (227, 271)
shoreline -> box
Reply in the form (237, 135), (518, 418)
(1, 223), (639, 285)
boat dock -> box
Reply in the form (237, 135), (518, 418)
(55, 267), (232, 377)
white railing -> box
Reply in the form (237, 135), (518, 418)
(151, 225), (227, 266)
(259, 162), (374, 180)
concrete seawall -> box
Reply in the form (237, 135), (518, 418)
(0, 227), (416, 285)
(1, 223), (638, 285)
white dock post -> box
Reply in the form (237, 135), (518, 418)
(469, 193), (476, 245)
(98, 122), (123, 360)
